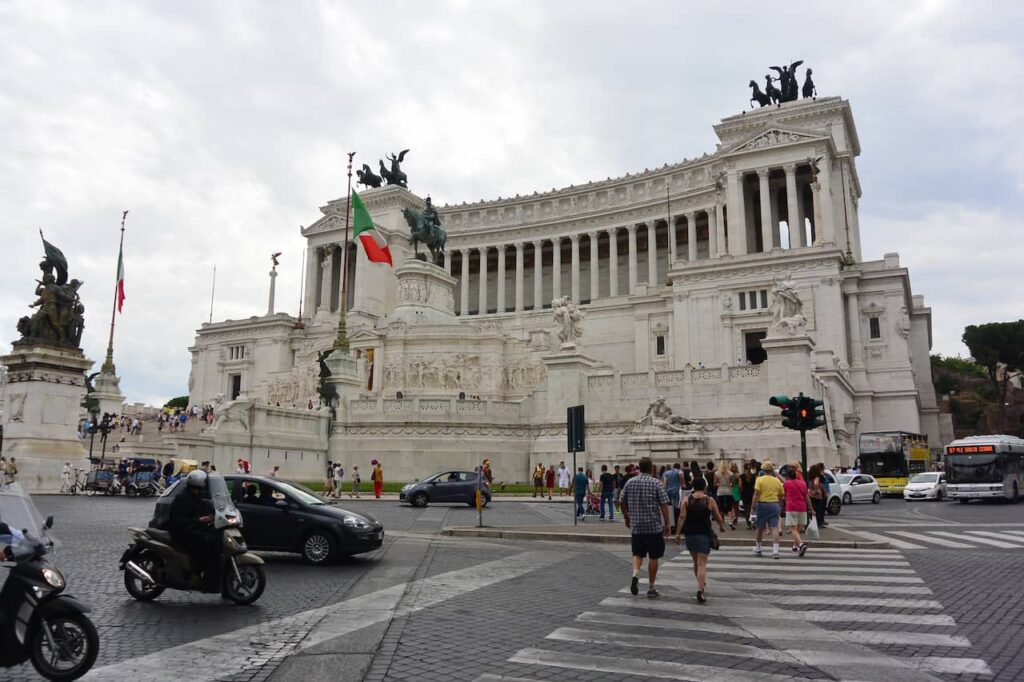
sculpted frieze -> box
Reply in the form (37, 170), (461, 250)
(382, 352), (546, 394)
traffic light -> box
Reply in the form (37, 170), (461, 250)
(800, 396), (826, 431)
(769, 395), (800, 431)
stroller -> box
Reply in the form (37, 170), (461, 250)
(577, 492), (601, 521)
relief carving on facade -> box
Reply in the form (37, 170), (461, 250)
(382, 353), (545, 393)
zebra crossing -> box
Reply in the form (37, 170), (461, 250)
(480, 546), (992, 681)
(834, 523), (1024, 549)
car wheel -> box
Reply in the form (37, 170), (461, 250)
(301, 531), (337, 565)
(843, 492), (852, 504)
(411, 492), (428, 508)
(958, 498), (969, 504)
(871, 491), (881, 504)
(482, 495), (490, 508)
(935, 490), (943, 502)
(826, 497), (841, 515)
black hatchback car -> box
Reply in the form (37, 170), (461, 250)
(224, 475), (383, 565)
(399, 470), (491, 508)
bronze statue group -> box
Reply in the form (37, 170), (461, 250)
(749, 60), (816, 108)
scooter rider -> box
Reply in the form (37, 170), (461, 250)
(168, 470), (222, 588)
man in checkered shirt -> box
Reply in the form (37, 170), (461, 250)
(619, 456), (671, 598)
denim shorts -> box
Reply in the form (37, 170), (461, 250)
(685, 533), (711, 555)
(755, 502), (780, 529)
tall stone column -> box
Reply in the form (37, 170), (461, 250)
(267, 268), (277, 315)
(318, 247), (332, 312)
(646, 224), (658, 285)
(715, 203), (727, 256)
(532, 240), (543, 309)
(627, 225), (637, 293)
(570, 234), (580, 301)
(514, 243), (524, 312)
(552, 237), (561, 300)
(478, 246), (489, 314)
(726, 170), (747, 254)
(846, 287), (864, 368)
(758, 168), (773, 253)
(496, 245), (506, 313)
(785, 164), (804, 248)
(668, 219), (677, 263)
(687, 212), (698, 262)
(588, 231), (599, 302)
(817, 156), (835, 244)
(608, 228), (619, 297)
(460, 248), (470, 316)
(707, 208), (718, 259)
(444, 248), (452, 276)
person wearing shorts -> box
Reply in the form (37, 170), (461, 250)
(619, 457), (671, 599)
(751, 459), (784, 559)
(783, 465), (810, 556)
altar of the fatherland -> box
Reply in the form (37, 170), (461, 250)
(183, 96), (943, 483)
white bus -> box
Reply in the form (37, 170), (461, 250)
(944, 435), (1024, 503)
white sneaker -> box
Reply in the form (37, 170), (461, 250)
(753, 547), (762, 556)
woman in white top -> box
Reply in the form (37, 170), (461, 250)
(333, 464), (344, 499)
(716, 462), (737, 530)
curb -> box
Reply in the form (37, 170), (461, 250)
(442, 526), (891, 550)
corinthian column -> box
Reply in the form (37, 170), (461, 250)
(478, 246), (489, 314)
(588, 231), (599, 302)
(570, 234), (580, 301)
(532, 240), (543, 309)
(785, 164), (803, 248)
(758, 168), (773, 253)
(552, 237), (562, 300)
(687, 212), (697, 262)
(608, 228), (619, 297)
(726, 170), (747, 254)
(646, 224), (658, 285)
(668, 219), (677, 263)
(514, 243), (524, 312)
(627, 225), (637, 293)
(460, 249), (470, 316)
(496, 245), (506, 313)
(707, 208), (718, 258)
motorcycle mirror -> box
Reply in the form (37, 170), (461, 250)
(45, 516), (54, 530)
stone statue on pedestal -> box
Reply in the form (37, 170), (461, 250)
(769, 277), (807, 336)
(401, 197), (448, 265)
(15, 234), (86, 349)
(552, 296), (584, 348)
(635, 396), (700, 433)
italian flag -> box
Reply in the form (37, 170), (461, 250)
(351, 190), (392, 265)
(115, 242), (126, 312)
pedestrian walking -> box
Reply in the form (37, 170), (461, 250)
(619, 456), (672, 599)
(557, 461), (570, 497)
(598, 464), (615, 521)
(784, 465), (811, 556)
(481, 459), (493, 485)
(807, 464), (827, 530)
(268, 465), (280, 478)
(5, 457), (18, 485)
(573, 466), (589, 520)
(333, 462), (344, 498)
(661, 462), (682, 528)
(751, 459), (784, 559)
(350, 465), (362, 498)
(739, 462), (757, 529)
(612, 465), (625, 510)
(371, 460), (384, 499)
(673, 474), (727, 603)
(544, 464), (555, 500)
(715, 462), (736, 530)
(60, 462), (71, 494)
(325, 461), (335, 497)
(704, 461), (717, 491)
(532, 463), (545, 498)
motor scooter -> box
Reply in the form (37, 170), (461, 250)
(0, 484), (98, 681)
(119, 473), (266, 605)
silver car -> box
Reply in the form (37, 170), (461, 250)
(903, 471), (947, 501)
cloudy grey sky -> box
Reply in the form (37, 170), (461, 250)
(1, 1), (1021, 406)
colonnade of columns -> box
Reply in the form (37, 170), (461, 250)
(446, 210), (722, 317)
(313, 242), (356, 313)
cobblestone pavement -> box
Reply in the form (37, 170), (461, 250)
(1, 496), (1021, 680)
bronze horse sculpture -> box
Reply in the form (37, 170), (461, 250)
(401, 203), (447, 266)
(379, 149), (409, 188)
(749, 80), (771, 108)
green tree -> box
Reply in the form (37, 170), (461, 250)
(962, 320), (1024, 429)
(164, 395), (189, 409)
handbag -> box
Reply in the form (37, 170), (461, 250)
(805, 516), (820, 540)
(731, 480), (741, 502)
(709, 528), (720, 551)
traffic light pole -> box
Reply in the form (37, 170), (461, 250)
(800, 428), (808, 476)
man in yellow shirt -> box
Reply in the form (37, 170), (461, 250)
(751, 459), (784, 559)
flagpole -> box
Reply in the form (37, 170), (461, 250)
(333, 151), (356, 351)
(209, 264), (217, 324)
(102, 211), (128, 374)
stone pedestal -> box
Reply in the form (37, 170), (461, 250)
(761, 333), (816, 390)
(542, 348), (605, 420)
(325, 352), (362, 403)
(390, 259), (457, 326)
(628, 431), (706, 463)
(91, 370), (125, 417)
(0, 345), (93, 492)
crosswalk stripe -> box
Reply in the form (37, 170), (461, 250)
(709, 572), (923, 584)
(787, 650), (991, 676)
(714, 546), (901, 554)
(509, 647), (816, 682)
(837, 530), (925, 548)
(547, 627), (801, 664)
(475, 675), (544, 682)
(748, 582), (933, 594)
(598, 597), (953, 624)
(577, 611), (748, 637)
(695, 553), (911, 564)
(1005, 530), (1024, 537)
(888, 530), (974, 548)
(963, 530), (1024, 547)
(701, 563), (916, 574)
(703, 558), (911, 568)
(936, 530), (1021, 548)
(616, 587), (940, 610)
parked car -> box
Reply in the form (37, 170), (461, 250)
(903, 471), (947, 501)
(836, 473), (882, 504)
(777, 465), (843, 515)
(223, 475), (383, 565)
(400, 470), (491, 508)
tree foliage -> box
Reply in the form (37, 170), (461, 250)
(962, 320), (1024, 428)
(930, 354), (987, 379)
(164, 395), (189, 409)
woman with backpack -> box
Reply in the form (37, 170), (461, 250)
(673, 475), (727, 603)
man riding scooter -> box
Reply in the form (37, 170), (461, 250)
(168, 470), (222, 589)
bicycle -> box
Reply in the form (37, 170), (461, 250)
(68, 468), (87, 496)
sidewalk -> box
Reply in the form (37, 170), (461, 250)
(443, 519), (889, 549)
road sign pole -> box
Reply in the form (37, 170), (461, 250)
(572, 447), (577, 527)
(800, 428), (808, 475)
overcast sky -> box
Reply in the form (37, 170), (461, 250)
(1, 1), (1021, 406)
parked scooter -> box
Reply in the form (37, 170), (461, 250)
(119, 473), (266, 605)
(0, 483), (99, 681)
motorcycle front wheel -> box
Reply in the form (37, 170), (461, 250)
(224, 563), (266, 605)
(28, 611), (99, 681)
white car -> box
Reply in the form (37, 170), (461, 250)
(903, 472), (947, 501)
(836, 473), (882, 504)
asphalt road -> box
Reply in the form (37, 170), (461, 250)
(1, 494), (1021, 681)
